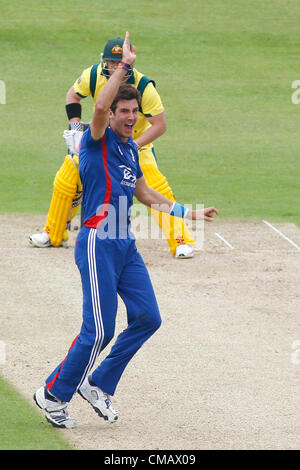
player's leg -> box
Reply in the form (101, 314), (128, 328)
(77, 236), (145, 422)
(35, 228), (119, 426)
(91, 242), (161, 397)
(29, 155), (82, 248)
(139, 147), (195, 257)
(44, 228), (119, 404)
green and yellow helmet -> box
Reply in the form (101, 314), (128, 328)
(101, 37), (134, 79)
(103, 37), (125, 62)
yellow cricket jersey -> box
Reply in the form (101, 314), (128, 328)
(73, 65), (164, 145)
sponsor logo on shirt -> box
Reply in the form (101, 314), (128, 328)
(119, 165), (136, 188)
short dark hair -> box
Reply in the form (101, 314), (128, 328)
(110, 84), (141, 113)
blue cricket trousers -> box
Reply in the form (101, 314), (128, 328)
(46, 226), (161, 402)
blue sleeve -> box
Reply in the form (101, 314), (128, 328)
(134, 146), (143, 179)
(136, 158), (143, 179)
(81, 126), (103, 149)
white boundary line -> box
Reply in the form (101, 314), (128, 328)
(263, 220), (300, 251)
(214, 232), (234, 249)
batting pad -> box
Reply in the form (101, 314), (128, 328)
(43, 155), (81, 247)
(140, 164), (195, 255)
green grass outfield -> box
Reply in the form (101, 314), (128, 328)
(1, 0), (300, 449)
(0, 375), (73, 450)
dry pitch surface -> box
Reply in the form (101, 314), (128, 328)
(1, 214), (300, 450)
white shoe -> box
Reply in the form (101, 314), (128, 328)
(175, 244), (194, 259)
(29, 232), (68, 248)
(34, 386), (76, 429)
(78, 376), (118, 423)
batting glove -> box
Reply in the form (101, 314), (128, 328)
(63, 129), (83, 156)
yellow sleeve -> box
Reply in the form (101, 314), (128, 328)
(72, 66), (93, 98)
(140, 82), (165, 118)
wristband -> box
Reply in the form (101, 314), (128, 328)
(118, 61), (131, 68)
(118, 61), (131, 71)
(66, 102), (82, 120)
(169, 202), (190, 218)
(70, 122), (83, 131)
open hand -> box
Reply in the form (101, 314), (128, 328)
(122, 31), (136, 65)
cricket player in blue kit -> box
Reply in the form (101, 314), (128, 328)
(34, 32), (219, 428)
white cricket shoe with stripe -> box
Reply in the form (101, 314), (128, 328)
(175, 244), (194, 259)
(34, 386), (76, 429)
(29, 232), (68, 248)
(78, 376), (118, 423)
